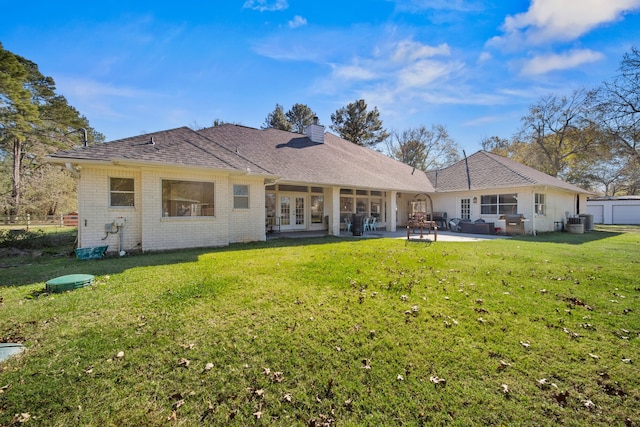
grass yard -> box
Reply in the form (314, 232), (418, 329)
(0, 227), (639, 426)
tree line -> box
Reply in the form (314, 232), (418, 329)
(481, 47), (640, 196)
(1, 42), (103, 219)
(261, 100), (461, 171)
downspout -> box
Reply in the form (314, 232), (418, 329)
(65, 162), (80, 178)
(531, 190), (536, 236)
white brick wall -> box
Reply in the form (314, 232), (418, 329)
(77, 165), (266, 252)
(77, 167), (142, 252)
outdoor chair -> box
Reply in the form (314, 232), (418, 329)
(370, 217), (378, 231)
(344, 217), (352, 232)
(363, 217), (371, 231)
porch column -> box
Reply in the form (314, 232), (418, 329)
(329, 186), (341, 236)
(387, 191), (397, 232)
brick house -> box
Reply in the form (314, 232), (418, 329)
(48, 122), (590, 252)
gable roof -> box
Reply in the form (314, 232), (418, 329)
(425, 151), (590, 194)
(48, 124), (434, 193)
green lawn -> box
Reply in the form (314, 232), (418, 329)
(0, 227), (639, 426)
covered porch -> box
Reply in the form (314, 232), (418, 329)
(265, 183), (406, 237)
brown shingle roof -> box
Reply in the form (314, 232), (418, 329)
(48, 127), (270, 174)
(425, 151), (590, 193)
(48, 124), (433, 192)
(198, 125), (433, 192)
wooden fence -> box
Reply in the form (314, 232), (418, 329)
(1, 213), (78, 230)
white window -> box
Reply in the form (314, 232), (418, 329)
(535, 193), (546, 215)
(481, 193), (517, 215)
(233, 184), (249, 209)
(110, 178), (134, 207)
(162, 180), (214, 217)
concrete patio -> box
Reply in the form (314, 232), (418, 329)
(267, 228), (510, 242)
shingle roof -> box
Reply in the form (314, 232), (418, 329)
(425, 151), (590, 194)
(48, 127), (270, 174)
(48, 124), (434, 193)
(197, 125), (433, 192)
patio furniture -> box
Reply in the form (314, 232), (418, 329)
(448, 218), (471, 232)
(459, 220), (495, 235)
(427, 212), (448, 230)
(363, 217), (371, 231)
(344, 217), (352, 232)
(407, 213), (438, 241)
(266, 216), (280, 233)
(370, 217), (378, 231)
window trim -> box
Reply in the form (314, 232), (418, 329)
(535, 193), (546, 216)
(161, 179), (215, 218)
(109, 177), (135, 208)
(480, 193), (518, 215)
(233, 184), (250, 210)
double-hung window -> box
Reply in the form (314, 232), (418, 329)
(233, 184), (249, 209)
(110, 178), (135, 207)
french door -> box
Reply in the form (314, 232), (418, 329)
(279, 193), (306, 230)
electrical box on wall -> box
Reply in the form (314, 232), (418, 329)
(105, 223), (116, 233)
(113, 217), (126, 227)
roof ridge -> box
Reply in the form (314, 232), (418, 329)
(194, 129), (274, 175)
(479, 151), (536, 185)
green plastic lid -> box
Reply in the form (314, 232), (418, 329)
(46, 274), (95, 293)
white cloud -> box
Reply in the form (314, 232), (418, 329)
(397, 59), (458, 88)
(491, 0), (640, 46)
(393, 0), (485, 13)
(392, 39), (450, 62)
(288, 15), (307, 28)
(477, 51), (492, 63)
(332, 64), (377, 81)
(243, 0), (288, 12)
(521, 49), (605, 75)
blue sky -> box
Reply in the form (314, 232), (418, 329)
(3, 0), (640, 151)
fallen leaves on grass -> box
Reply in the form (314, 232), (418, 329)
(554, 390), (569, 406)
(497, 360), (512, 370)
(430, 376), (446, 386)
(520, 340), (531, 348)
(177, 358), (190, 368)
(501, 384), (510, 394)
(10, 413), (30, 424)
